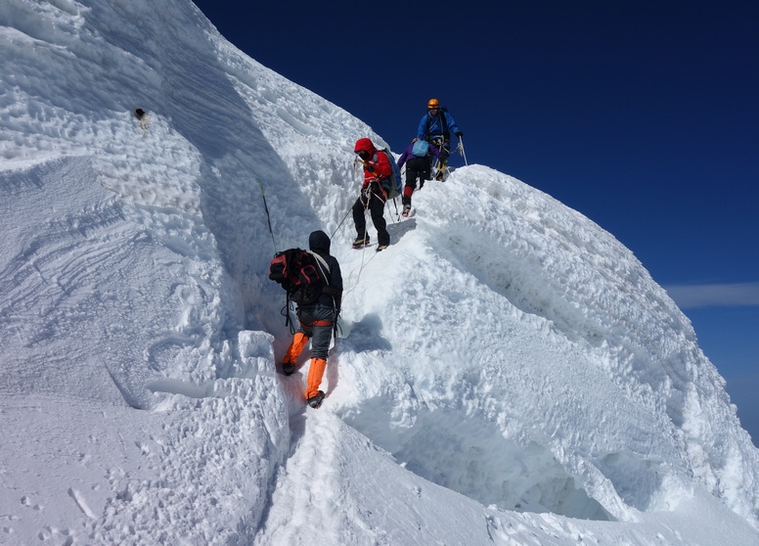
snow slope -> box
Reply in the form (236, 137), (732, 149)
(1, 1), (758, 544)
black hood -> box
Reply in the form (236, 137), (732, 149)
(309, 230), (331, 255)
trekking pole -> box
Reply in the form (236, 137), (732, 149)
(458, 137), (469, 166)
(392, 164), (406, 222)
(257, 180), (277, 249)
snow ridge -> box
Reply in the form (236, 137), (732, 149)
(1, 0), (758, 544)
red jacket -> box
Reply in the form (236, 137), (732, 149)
(354, 138), (392, 189)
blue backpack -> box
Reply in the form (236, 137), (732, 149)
(379, 149), (403, 200)
(412, 140), (429, 157)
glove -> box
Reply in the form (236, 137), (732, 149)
(455, 131), (463, 138)
(365, 163), (375, 173)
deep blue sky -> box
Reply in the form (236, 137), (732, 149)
(192, 0), (759, 443)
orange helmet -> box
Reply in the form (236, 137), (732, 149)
(427, 98), (439, 109)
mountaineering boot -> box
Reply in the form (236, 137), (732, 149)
(305, 357), (328, 405)
(307, 390), (325, 409)
(376, 244), (389, 252)
(280, 362), (295, 376)
(402, 204), (411, 218)
(352, 235), (370, 249)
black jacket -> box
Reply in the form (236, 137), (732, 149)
(309, 230), (343, 310)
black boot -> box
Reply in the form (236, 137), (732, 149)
(352, 235), (370, 249)
(307, 390), (325, 408)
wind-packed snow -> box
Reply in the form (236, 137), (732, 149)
(1, 1), (758, 544)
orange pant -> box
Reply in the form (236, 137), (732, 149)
(282, 332), (329, 400)
(305, 358), (327, 399)
(283, 332), (309, 364)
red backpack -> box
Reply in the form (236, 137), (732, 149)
(268, 248), (329, 306)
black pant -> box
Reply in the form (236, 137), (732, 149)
(403, 156), (431, 206)
(352, 187), (389, 246)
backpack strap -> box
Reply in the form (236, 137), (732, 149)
(313, 252), (340, 337)
(370, 152), (388, 181)
(309, 251), (330, 283)
(281, 291), (294, 332)
(309, 251), (340, 310)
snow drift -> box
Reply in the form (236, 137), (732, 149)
(1, 1), (758, 544)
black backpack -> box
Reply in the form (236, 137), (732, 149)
(268, 248), (330, 306)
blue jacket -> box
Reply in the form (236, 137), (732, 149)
(396, 140), (442, 170)
(416, 108), (460, 140)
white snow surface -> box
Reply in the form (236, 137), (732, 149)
(1, 1), (758, 544)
